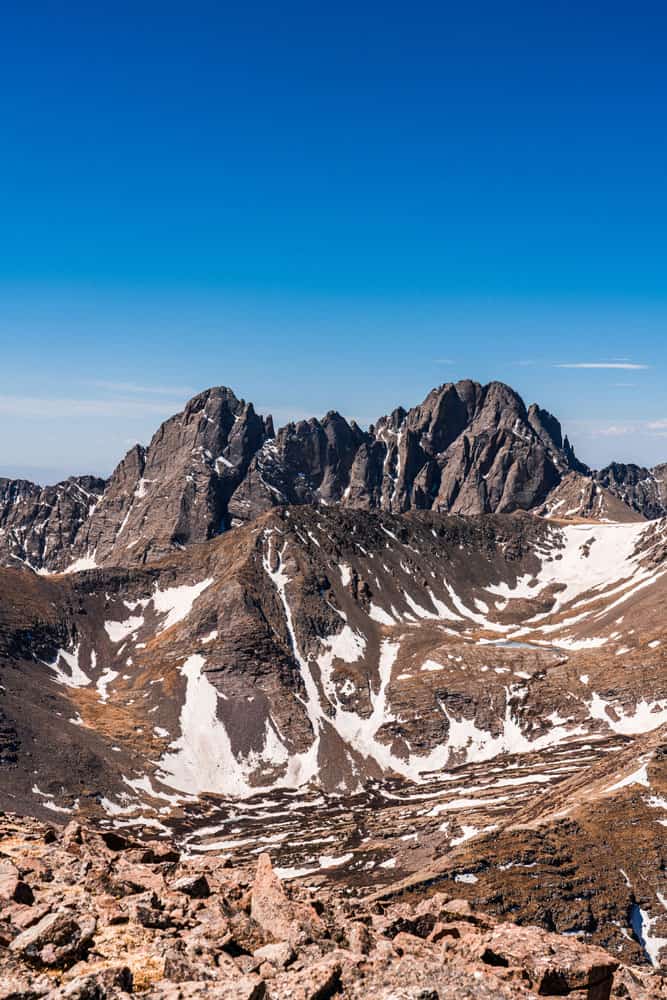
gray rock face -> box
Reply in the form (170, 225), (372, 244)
(0, 379), (619, 572)
(33, 388), (269, 571)
(595, 462), (667, 520)
(228, 411), (369, 522)
(70, 386), (271, 568)
(0, 477), (105, 571)
(538, 470), (648, 523)
(370, 381), (578, 515)
(230, 380), (582, 520)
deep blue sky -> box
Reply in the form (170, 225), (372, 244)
(2, 2), (667, 481)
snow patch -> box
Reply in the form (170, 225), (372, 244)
(104, 616), (144, 644)
(45, 645), (91, 688)
(153, 578), (214, 632)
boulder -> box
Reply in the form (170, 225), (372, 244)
(9, 910), (96, 968)
(144, 976), (266, 1000)
(48, 965), (132, 999)
(252, 940), (295, 969)
(170, 875), (210, 899)
(478, 923), (619, 998)
(250, 854), (325, 946)
(0, 958), (52, 1000)
(0, 859), (34, 905)
(346, 921), (373, 955)
(278, 955), (342, 1000)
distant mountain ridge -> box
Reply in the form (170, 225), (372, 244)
(595, 460), (667, 520)
(0, 378), (663, 572)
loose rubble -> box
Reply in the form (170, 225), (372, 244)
(0, 814), (664, 999)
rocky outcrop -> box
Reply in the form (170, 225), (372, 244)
(229, 380), (584, 522)
(539, 470), (647, 522)
(74, 386), (272, 569)
(250, 852), (324, 946)
(596, 462), (667, 520)
(0, 813), (662, 999)
(228, 410), (368, 522)
(367, 381), (582, 515)
(0, 859), (33, 905)
(0, 386), (274, 572)
(49, 387), (270, 571)
(12, 379), (667, 572)
(0, 476), (105, 571)
(9, 908), (97, 968)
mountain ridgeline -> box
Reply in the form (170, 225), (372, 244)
(2, 378), (667, 978)
(0, 378), (662, 573)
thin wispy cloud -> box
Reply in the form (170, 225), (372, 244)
(91, 380), (193, 395)
(594, 424), (634, 437)
(555, 362), (649, 370)
(572, 417), (667, 440)
(0, 396), (185, 419)
(433, 358), (455, 364)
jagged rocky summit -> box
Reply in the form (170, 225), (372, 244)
(2, 377), (651, 574)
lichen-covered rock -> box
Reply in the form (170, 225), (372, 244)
(476, 923), (619, 996)
(0, 813), (664, 999)
(170, 874), (210, 899)
(48, 965), (132, 999)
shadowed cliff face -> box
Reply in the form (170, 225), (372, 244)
(0, 387), (271, 572)
(0, 380), (587, 572)
(0, 475), (106, 572)
(230, 380), (579, 522)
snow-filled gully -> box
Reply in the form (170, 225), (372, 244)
(46, 515), (667, 892)
(123, 521), (667, 808)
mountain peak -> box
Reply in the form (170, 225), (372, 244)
(0, 377), (656, 572)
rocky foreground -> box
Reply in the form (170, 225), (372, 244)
(0, 814), (664, 1000)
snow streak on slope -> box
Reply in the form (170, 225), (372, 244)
(440, 689), (587, 765)
(157, 654), (257, 797)
(168, 518), (660, 797)
(156, 536), (323, 799)
(41, 512), (667, 810)
(588, 694), (667, 735)
(261, 532), (461, 788)
(494, 521), (662, 621)
(44, 646), (91, 688)
(257, 530), (603, 790)
(153, 579), (214, 631)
